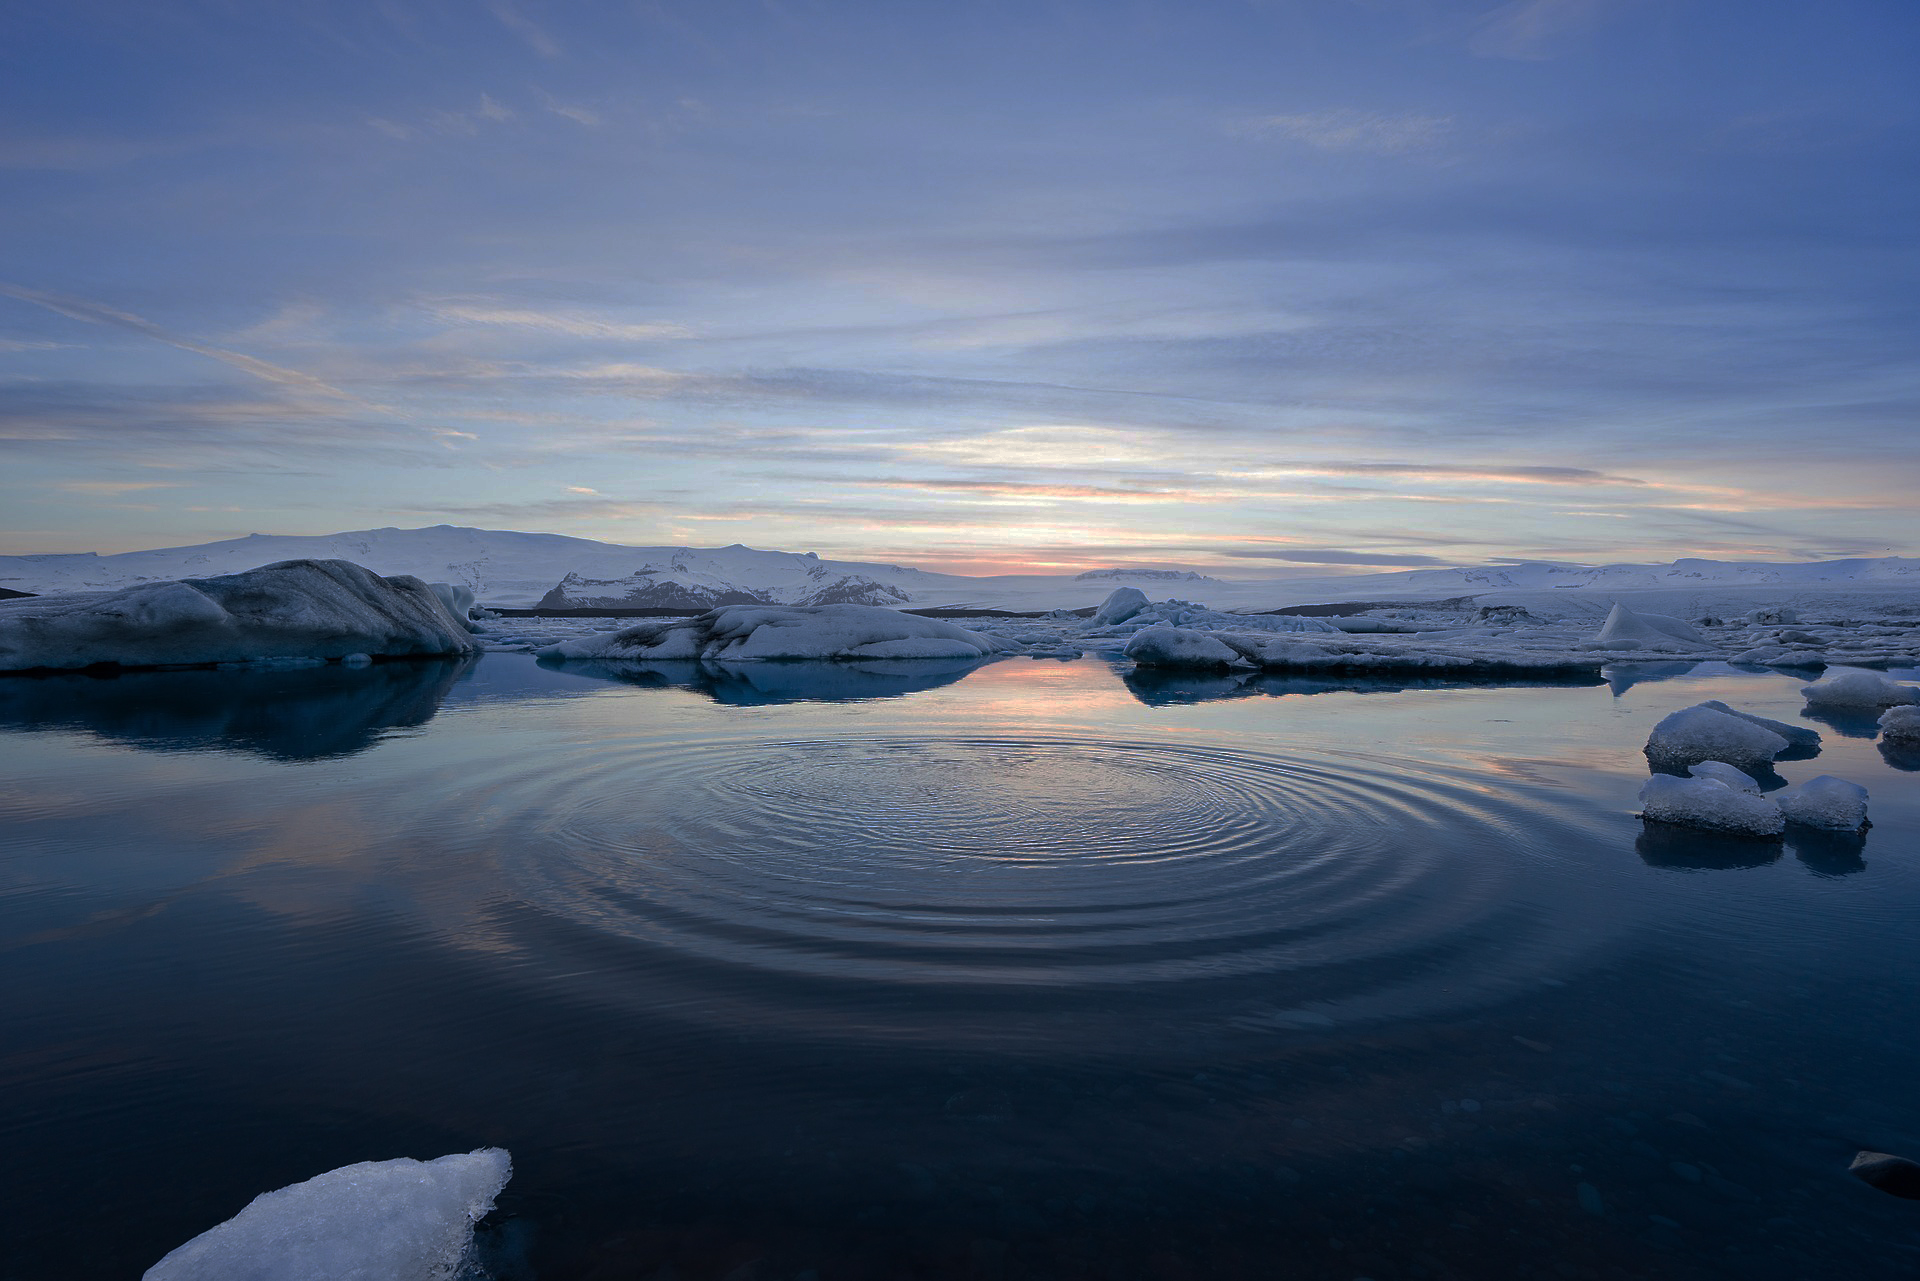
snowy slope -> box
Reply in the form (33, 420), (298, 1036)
(4, 526), (1920, 614)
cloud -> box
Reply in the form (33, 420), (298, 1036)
(1243, 461), (1650, 487)
(543, 98), (602, 127)
(422, 301), (688, 340)
(56, 480), (180, 497)
(0, 283), (358, 403)
(1220, 548), (1455, 566)
(488, 0), (562, 57)
(1233, 109), (1454, 155)
(1469, 0), (1609, 61)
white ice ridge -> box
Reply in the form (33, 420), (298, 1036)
(1644, 704), (1792, 771)
(1121, 624), (1603, 675)
(0, 559), (476, 672)
(1082, 588), (1343, 637)
(144, 1148), (510, 1281)
(1638, 774), (1785, 837)
(1880, 705), (1920, 744)
(538, 603), (1010, 662)
(1688, 761), (1762, 794)
(1773, 775), (1870, 831)
(1591, 602), (1706, 651)
(1800, 671), (1920, 709)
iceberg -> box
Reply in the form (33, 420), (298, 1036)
(1121, 624), (1251, 669)
(537, 603), (1008, 662)
(1638, 774), (1784, 837)
(1695, 698), (1822, 748)
(0, 559), (476, 673)
(1644, 704), (1791, 771)
(1774, 775), (1870, 831)
(1090, 586), (1150, 625)
(1592, 602), (1708, 651)
(1801, 671), (1920, 709)
(144, 1148), (510, 1281)
(1880, 705), (1920, 745)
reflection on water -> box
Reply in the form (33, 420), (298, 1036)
(541, 655), (995, 704)
(1122, 665), (1604, 707)
(1635, 819), (1783, 871)
(0, 657), (473, 760)
(1789, 825), (1869, 877)
(1605, 660), (1701, 695)
(3, 654), (1919, 1281)
(1803, 706), (1894, 739)
(1881, 740), (1920, 771)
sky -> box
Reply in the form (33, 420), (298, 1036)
(2, 0), (1917, 574)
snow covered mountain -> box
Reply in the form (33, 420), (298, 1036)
(3, 525), (1918, 614)
(0, 526), (957, 607)
(1391, 557), (1920, 593)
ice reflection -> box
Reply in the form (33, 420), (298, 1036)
(0, 657), (473, 760)
(1635, 820), (1783, 871)
(536, 655), (997, 704)
(1789, 826), (1869, 877)
(1122, 666), (1604, 707)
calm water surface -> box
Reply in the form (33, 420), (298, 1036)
(3, 654), (1918, 1279)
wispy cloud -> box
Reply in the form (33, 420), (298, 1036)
(488, 0), (562, 57)
(1220, 547), (1453, 566)
(0, 283), (358, 402)
(1469, 0), (1610, 61)
(422, 300), (688, 341)
(56, 480), (180, 497)
(1232, 109), (1454, 155)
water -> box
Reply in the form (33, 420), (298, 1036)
(3, 654), (1919, 1278)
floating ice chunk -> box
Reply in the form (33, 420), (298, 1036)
(1122, 624), (1250, 669)
(1091, 586), (1149, 626)
(539, 603), (1006, 662)
(0, 559), (476, 673)
(1696, 699), (1822, 747)
(1644, 704), (1790, 771)
(426, 582), (474, 618)
(1880, 705), (1920, 745)
(1773, 775), (1869, 831)
(145, 1148), (511, 1281)
(1638, 775), (1784, 837)
(1688, 761), (1762, 794)
(1593, 603), (1707, 651)
(1801, 671), (1920, 709)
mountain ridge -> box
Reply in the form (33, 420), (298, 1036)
(3, 525), (1916, 611)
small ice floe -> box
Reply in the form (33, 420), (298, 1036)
(1801, 671), (1920, 709)
(1643, 704), (1791, 772)
(538, 603), (1008, 662)
(425, 582), (480, 631)
(1592, 603), (1708, 652)
(1121, 624), (1250, 669)
(1849, 1151), (1920, 1200)
(144, 1148), (511, 1281)
(0, 559), (476, 673)
(1695, 699), (1822, 749)
(1772, 775), (1870, 831)
(1880, 705), (1920, 745)
(1090, 586), (1150, 626)
(1637, 774), (1784, 837)
(1687, 761), (1762, 794)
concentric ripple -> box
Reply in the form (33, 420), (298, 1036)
(449, 732), (1611, 1006)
